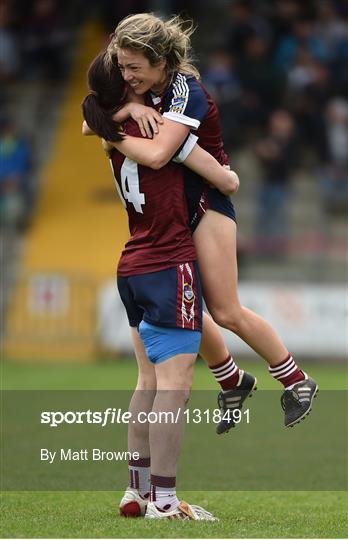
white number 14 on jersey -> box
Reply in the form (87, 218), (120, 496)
(110, 158), (145, 214)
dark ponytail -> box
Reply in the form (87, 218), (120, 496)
(81, 51), (125, 142)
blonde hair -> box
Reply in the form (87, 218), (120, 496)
(106, 12), (200, 79)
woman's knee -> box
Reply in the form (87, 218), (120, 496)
(136, 372), (157, 391)
(156, 370), (193, 392)
(156, 376), (193, 392)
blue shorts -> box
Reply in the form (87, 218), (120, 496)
(184, 174), (236, 232)
(117, 261), (202, 332)
(117, 262), (202, 364)
(138, 321), (201, 364)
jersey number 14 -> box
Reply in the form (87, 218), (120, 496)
(110, 158), (145, 213)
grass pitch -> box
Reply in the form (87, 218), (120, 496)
(1, 491), (347, 538)
(1, 358), (347, 538)
(2, 357), (346, 390)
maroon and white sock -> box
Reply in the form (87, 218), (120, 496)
(129, 457), (150, 499)
(269, 354), (305, 388)
(210, 355), (240, 390)
(150, 475), (179, 512)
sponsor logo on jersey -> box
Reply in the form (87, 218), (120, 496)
(171, 96), (187, 113)
(172, 96), (186, 106)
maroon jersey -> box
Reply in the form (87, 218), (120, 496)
(110, 119), (196, 277)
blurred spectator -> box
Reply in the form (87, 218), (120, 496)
(275, 18), (330, 71)
(292, 61), (333, 159)
(201, 50), (241, 148)
(224, 1), (272, 59)
(270, 0), (306, 43)
(315, 1), (348, 62)
(0, 116), (32, 228)
(315, 1), (348, 95)
(254, 110), (297, 254)
(202, 50), (240, 104)
(22, 0), (71, 81)
(237, 35), (286, 132)
(319, 98), (348, 214)
(287, 48), (318, 93)
(0, 1), (20, 81)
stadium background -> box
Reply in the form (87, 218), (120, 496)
(1, 0), (347, 364)
(1, 1), (347, 537)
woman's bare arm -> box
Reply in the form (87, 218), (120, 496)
(111, 118), (190, 169)
(109, 121), (239, 195)
(84, 114), (238, 195)
(183, 145), (239, 195)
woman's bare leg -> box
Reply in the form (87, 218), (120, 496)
(151, 353), (196, 477)
(120, 328), (156, 516)
(128, 327), (156, 458)
(193, 211), (318, 430)
(193, 211), (288, 367)
(200, 312), (230, 366)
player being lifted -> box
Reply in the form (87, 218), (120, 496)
(105, 12), (318, 433)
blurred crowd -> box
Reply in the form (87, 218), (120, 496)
(0, 114), (32, 229)
(0, 0), (75, 83)
(200, 0), (348, 249)
(1, 0), (347, 243)
(0, 0), (76, 229)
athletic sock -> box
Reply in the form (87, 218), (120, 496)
(129, 457), (150, 499)
(210, 354), (240, 390)
(150, 475), (179, 511)
(268, 354), (305, 388)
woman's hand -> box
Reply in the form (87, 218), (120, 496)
(182, 145), (240, 196)
(205, 170), (239, 195)
(226, 170), (240, 194)
(113, 103), (163, 138)
(221, 165), (239, 194)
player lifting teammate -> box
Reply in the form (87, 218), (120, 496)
(82, 51), (244, 520)
(105, 12), (318, 433)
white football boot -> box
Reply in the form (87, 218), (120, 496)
(119, 487), (148, 517)
(145, 500), (218, 521)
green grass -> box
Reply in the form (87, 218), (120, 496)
(1, 491), (347, 538)
(2, 357), (347, 390)
(1, 359), (347, 537)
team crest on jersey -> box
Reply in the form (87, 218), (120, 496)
(177, 263), (197, 330)
(183, 283), (194, 303)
